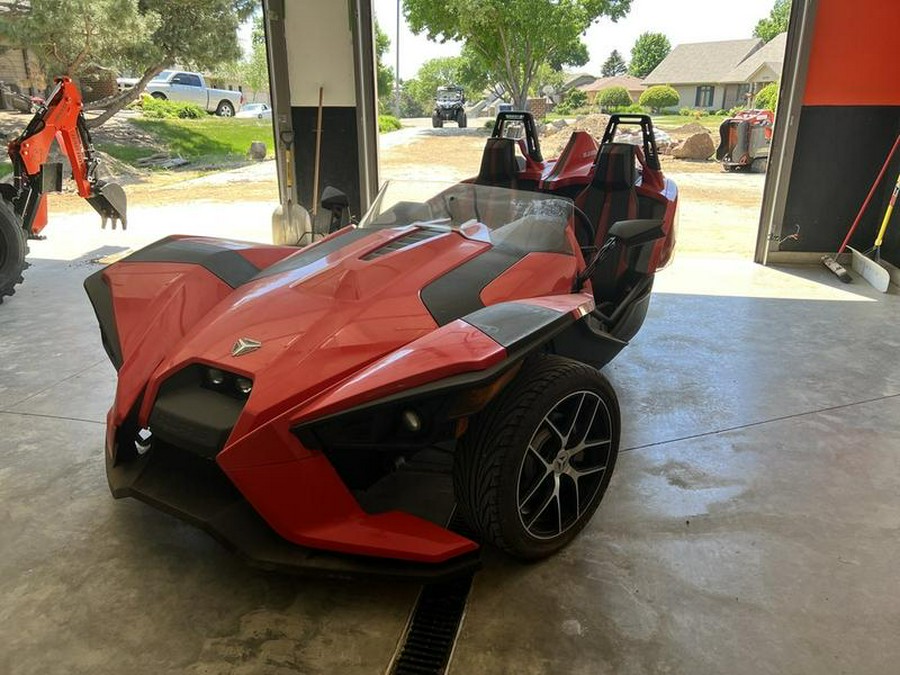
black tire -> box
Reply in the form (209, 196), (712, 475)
(0, 198), (29, 304)
(432, 115), (443, 129)
(215, 100), (235, 117)
(454, 354), (620, 559)
(150, 92), (167, 100)
(751, 157), (768, 174)
(457, 111), (467, 128)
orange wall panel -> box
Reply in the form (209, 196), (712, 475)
(804, 0), (900, 106)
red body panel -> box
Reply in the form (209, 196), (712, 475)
(480, 252), (576, 306)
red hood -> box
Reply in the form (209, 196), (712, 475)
(140, 226), (490, 437)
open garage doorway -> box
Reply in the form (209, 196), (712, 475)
(372, 0), (795, 262)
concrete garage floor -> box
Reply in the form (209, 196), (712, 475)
(2, 205), (899, 675)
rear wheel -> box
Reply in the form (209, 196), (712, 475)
(751, 157), (768, 173)
(457, 111), (467, 128)
(454, 354), (620, 559)
(150, 92), (167, 100)
(216, 100), (235, 117)
(0, 199), (29, 303)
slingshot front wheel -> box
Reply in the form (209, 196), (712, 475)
(454, 355), (620, 559)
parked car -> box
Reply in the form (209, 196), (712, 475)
(236, 103), (272, 120)
(131, 71), (243, 117)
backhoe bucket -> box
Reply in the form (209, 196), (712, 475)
(88, 182), (128, 230)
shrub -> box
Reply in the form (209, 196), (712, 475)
(754, 82), (779, 111)
(692, 109), (709, 118)
(639, 85), (679, 113)
(679, 107), (693, 116)
(378, 114), (402, 133)
(625, 103), (645, 113)
(562, 88), (588, 110)
(140, 94), (206, 119)
(715, 109), (729, 116)
(596, 86), (632, 112)
(728, 105), (746, 116)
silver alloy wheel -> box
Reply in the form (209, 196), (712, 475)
(516, 390), (612, 540)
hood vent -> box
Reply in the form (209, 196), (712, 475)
(361, 228), (441, 261)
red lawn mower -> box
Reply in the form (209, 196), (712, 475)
(85, 113), (677, 579)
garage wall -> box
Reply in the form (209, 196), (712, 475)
(777, 0), (900, 263)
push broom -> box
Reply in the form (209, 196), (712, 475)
(822, 134), (900, 283)
(848, 170), (900, 292)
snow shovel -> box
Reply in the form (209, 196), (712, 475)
(848, 171), (900, 292)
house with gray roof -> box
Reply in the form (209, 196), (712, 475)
(644, 33), (787, 111)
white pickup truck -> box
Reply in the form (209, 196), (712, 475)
(119, 70), (244, 117)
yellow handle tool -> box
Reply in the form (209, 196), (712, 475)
(873, 172), (900, 249)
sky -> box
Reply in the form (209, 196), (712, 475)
(371, 0), (774, 80)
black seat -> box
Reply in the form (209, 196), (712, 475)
(574, 143), (639, 248)
(475, 138), (520, 189)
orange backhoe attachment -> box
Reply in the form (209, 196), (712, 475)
(4, 76), (127, 235)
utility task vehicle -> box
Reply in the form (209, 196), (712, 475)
(86, 113), (677, 579)
(716, 108), (774, 173)
(1, 77), (127, 303)
(432, 85), (467, 128)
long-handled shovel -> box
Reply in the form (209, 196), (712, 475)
(848, 171), (900, 292)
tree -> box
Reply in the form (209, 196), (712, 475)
(3, 0), (256, 127)
(374, 20), (394, 103)
(596, 86), (631, 111)
(754, 0), (791, 43)
(754, 82), (779, 110)
(404, 53), (488, 114)
(638, 85), (678, 113)
(600, 49), (627, 77)
(404, 0), (632, 110)
(240, 13), (269, 102)
(0, 0), (157, 79)
(628, 32), (670, 79)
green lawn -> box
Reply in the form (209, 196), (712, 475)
(128, 117), (275, 164)
(0, 161), (11, 180)
(96, 144), (158, 165)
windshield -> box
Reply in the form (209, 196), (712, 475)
(151, 70), (175, 82)
(437, 89), (463, 101)
(358, 180), (574, 254)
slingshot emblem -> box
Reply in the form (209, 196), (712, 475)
(231, 337), (262, 357)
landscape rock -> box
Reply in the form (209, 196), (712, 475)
(248, 141), (267, 161)
(673, 132), (715, 160)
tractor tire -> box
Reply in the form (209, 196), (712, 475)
(215, 100), (235, 117)
(432, 115), (443, 129)
(751, 157), (768, 174)
(0, 198), (29, 304)
(457, 111), (467, 128)
(454, 354), (620, 559)
(150, 92), (167, 100)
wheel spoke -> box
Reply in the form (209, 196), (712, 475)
(561, 472), (581, 519)
(527, 444), (551, 470)
(519, 470), (553, 511)
(563, 393), (587, 445)
(544, 416), (566, 443)
(582, 438), (611, 450)
(555, 492), (563, 535)
(568, 464), (607, 480)
(572, 395), (601, 448)
(526, 475), (559, 529)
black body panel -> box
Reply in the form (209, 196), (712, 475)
(83, 268), (124, 370)
(420, 247), (521, 325)
(124, 237), (260, 288)
(254, 227), (372, 279)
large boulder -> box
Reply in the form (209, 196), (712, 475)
(673, 132), (715, 160)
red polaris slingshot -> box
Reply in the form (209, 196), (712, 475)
(86, 113), (677, 579)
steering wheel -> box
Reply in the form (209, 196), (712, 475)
(572, 205), (596, 255)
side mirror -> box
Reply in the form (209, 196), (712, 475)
(608, 219), (665, 247)
(321, 186), (349, 211)
(321, 186), (349, 233)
